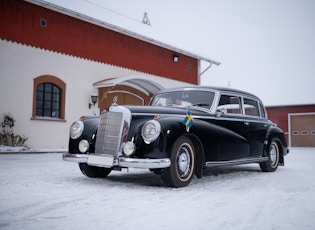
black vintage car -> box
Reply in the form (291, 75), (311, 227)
(63, 86), (289, 187)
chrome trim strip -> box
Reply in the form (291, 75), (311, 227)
(205, 157), (269, 167)
(132, 113), (217, 121)
(63, 153), (88, 163)
(119, 157), (171, 169)
(63, 153), (171, 169)
(132, 112), (269, 125)
(214, 115), (269, 124)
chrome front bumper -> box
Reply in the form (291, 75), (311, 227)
(63, 153), (171, 169)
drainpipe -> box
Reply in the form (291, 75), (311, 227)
(198, 60), (221, 85)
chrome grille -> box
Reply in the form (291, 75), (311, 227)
(95, 110), (123, 156)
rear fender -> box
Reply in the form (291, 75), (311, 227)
(265, 126), (288, 165)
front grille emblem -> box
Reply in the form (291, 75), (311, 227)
(112, 96), (118, 105)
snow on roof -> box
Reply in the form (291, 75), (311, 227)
(93, 76), (164, 95)
(93, 75), (194, 95)
(26, 0), (220, 66)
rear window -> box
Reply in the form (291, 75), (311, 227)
(244, 98), (260, 116)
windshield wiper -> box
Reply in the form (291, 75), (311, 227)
(190, 103), (210, 108)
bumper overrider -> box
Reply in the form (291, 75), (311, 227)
(62, 153), (171, 169)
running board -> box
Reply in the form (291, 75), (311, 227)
(205, 157), (269, 167)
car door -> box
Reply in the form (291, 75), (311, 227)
(215, 94), (251, 160)
(243, 98), (270, 157)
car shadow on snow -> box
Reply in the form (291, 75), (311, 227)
(202, 164), (262, 177)
(68, 164), (263, 188)
(105, 170), (165, 187)
(68, 169), (166, 188)
(107, 164), (262, 188)
(191, 164), (265, 187)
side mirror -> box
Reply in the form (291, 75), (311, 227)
(216, 109), (223, 117)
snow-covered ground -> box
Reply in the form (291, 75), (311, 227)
(0, 148), (314, 230)
(0, 146), (67, 153)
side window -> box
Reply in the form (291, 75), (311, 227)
(217, 95), (241, 115)
(244, 98), (259, 116)
(32, 75), (66, 120)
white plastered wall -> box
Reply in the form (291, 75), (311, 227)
(0, 40), (191, 149)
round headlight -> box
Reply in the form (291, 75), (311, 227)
(141, 120), (161, 144)
(122, 141), (135, 156)
(79, 139), (89, 153)
(70, 121), (84, 139)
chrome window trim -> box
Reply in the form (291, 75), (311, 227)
(216, 91), (266, 119)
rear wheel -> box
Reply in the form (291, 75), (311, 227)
(260, 139), (280, 172)
(79, 163), (112, 178)
(161, 136), (195, 188)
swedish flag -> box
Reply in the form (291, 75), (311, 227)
(182, 111), (193, 129)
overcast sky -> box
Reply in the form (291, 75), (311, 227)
(45, 0), (315, 106)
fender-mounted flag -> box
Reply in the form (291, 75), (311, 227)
(182, 111), (193, 132)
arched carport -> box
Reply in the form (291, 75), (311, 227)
(93, 76), (165, 112)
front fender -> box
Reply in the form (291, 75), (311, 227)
(68, 117), (99, 154)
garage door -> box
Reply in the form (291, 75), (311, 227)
(290, 113), (315, 147)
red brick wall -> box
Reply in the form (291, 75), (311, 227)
(0, 0), (198, 84)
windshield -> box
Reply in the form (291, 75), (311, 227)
(150, 90), (215, 109)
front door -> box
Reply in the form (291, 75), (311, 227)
(215, 94), (250, 160)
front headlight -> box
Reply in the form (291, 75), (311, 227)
(70, 121), (84, 139)
(141, 120), (161, 144)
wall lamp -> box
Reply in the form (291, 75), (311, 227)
(173, 54), (179, 62)
(89, 93), (98, 109)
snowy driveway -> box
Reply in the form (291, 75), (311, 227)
(0, 148), (314, 230)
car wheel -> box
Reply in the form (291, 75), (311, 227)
(161, 136), (195, 188)
(260, 139), (280, 172)
(79, 163), (112, 178)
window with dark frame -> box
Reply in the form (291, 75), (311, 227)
(40, 18), (47, 27)
(217, 95), (242, 114)
(244, 98), (259, 116)
(36, 83), (61, 118)
(292, 131), (299, 135)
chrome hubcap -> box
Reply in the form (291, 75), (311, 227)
(176, 147), (191, 178)
(270, 144), (278, 166)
